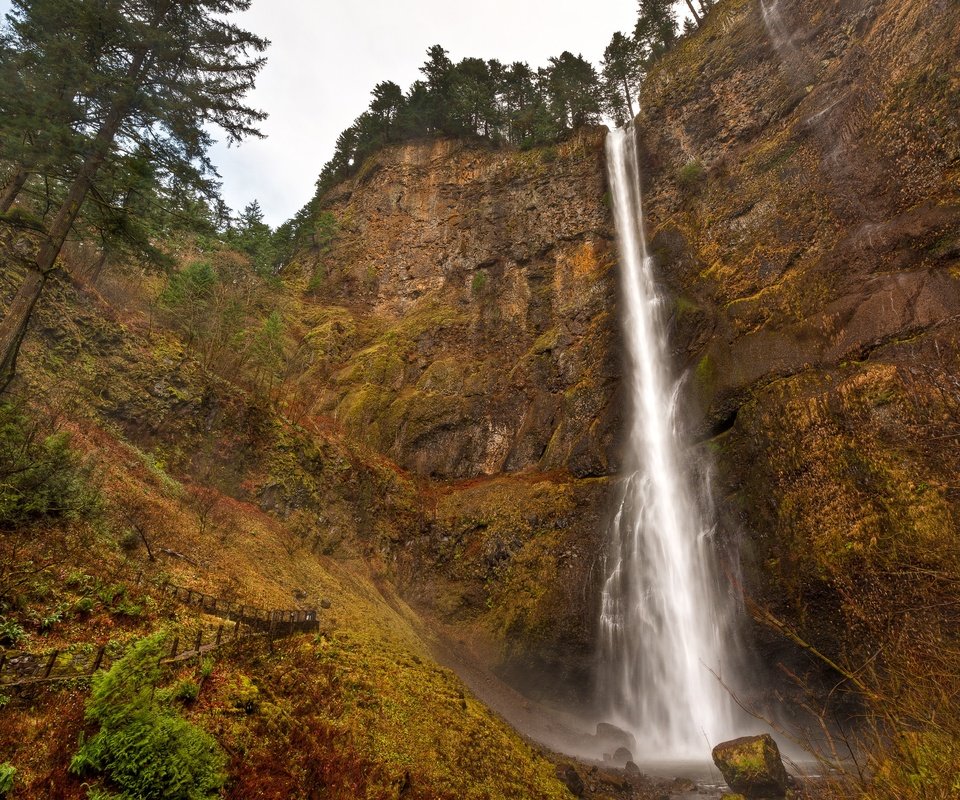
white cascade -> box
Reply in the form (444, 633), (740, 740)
(598, 125), (735, 758)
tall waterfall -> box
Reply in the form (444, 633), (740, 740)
(598, 126), (735, 757)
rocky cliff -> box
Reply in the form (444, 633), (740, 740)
(298, 0), (960, 702)
(292, 131), (621, 696)
(634, 0), (960, 668)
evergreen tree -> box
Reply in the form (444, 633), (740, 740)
(450, 57), (498, 136)
(635, 0), (679, 62)
(545, 52), (603, 132)
(369, 81), (405, 142)
(229, 200), (275, 276)
(0, 0), (268, 391)
(602, 31), (645, 124)
(419, 44), (454, 134)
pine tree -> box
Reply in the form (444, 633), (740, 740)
(635, 0), (679, 62)
(602, 32), (646, 124)
(546, 52), (603, 132)
(369, 81), (405, 142)
(0, 0), (268, 391)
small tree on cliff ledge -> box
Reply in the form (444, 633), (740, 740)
(0, 0), (268, 392)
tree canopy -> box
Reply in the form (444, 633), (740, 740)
(0, 0), (269, 390)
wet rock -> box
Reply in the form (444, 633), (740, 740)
(624, 760), (641, 777)
(712, 735), (789, 798)
(612, 746), (633, 765)
(556, 764), (585, 798)
(596, 722), (638, 754)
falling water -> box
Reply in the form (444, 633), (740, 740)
(598, 126), (735, 757)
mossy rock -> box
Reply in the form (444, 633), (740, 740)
(712, 734), (789, 798)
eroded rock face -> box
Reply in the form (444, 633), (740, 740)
(296, 130), (619, 698)
(306, 132), (619, 481)
(635, 0), (960, 673)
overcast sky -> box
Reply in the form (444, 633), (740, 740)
(213, 0), (646, 226)
(1, 0), (687, 226)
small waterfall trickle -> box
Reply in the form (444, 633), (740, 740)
(597, 126), (736, 758)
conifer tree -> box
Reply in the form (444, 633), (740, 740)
(546, 52), (603, 132)
(602, 31), (645, 123)
(635, 0), (679, 62)
(0, 0), (268, 391)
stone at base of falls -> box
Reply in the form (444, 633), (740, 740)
(712, 735), (790, 798)
(595, 722), (638, 754)
(556, 765), (585, 798)
(612, 746), (633, 765)
(624, 761), (641, 777)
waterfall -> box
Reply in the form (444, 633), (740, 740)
(598, 126), (735, 758)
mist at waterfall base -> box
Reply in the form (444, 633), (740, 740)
(595, 125), (741, 762)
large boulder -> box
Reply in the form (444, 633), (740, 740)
(595, 722), (637, 755)
(712, 735), (789, 798)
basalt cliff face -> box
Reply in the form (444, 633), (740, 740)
(297, 132), (620, 695)
(302, 0), (960, 701)
(634, 0), (960, 667)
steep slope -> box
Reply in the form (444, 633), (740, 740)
(0, 262), (588, 798)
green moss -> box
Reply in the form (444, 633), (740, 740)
(695, 353), (715, 392)
(471, 271), (488, 296)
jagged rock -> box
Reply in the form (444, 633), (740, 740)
(624, 760), (641, 777)
(712, 735), (789, 798)
(556, 764), (585, 798)
(612, 746), (633, 765)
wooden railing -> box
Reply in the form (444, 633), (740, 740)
(0, 576), (322, 688)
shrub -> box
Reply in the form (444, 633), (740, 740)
(0, 617), (27, 648)
(174, 680), (200, 704)
(70, 634), (227, 799)
(0, 763), (15, 796)
(677, 158), (706, 189)
(0, 401), (99, 529)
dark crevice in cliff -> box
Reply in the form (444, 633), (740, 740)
(699, 407), (739, 444)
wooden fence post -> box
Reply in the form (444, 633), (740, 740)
(43, 650), (59, 679)
(194, 629), (203, 655)
(170, 637), (179, 659)
(216, 625), (223, 647)
(233, 620), (240, 639)
(91, 646), (106, 673)
(0, 651), (6, 678)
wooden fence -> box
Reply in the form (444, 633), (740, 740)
(148, 576), (320, 635)
(0, 577), (322, 688)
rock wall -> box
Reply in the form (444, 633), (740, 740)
(634, 0), (960, 664)
(295, 0), (960, 699)
(309, 132), (619, 480)
(296, 131), (620, 697)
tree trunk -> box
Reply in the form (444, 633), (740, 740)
(0, 104), (129, 393)
(684, 0), (703, 25)
(0, 165), (29, 214)
(622, 79), (636, 120)
(0, 267), (47, 391)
